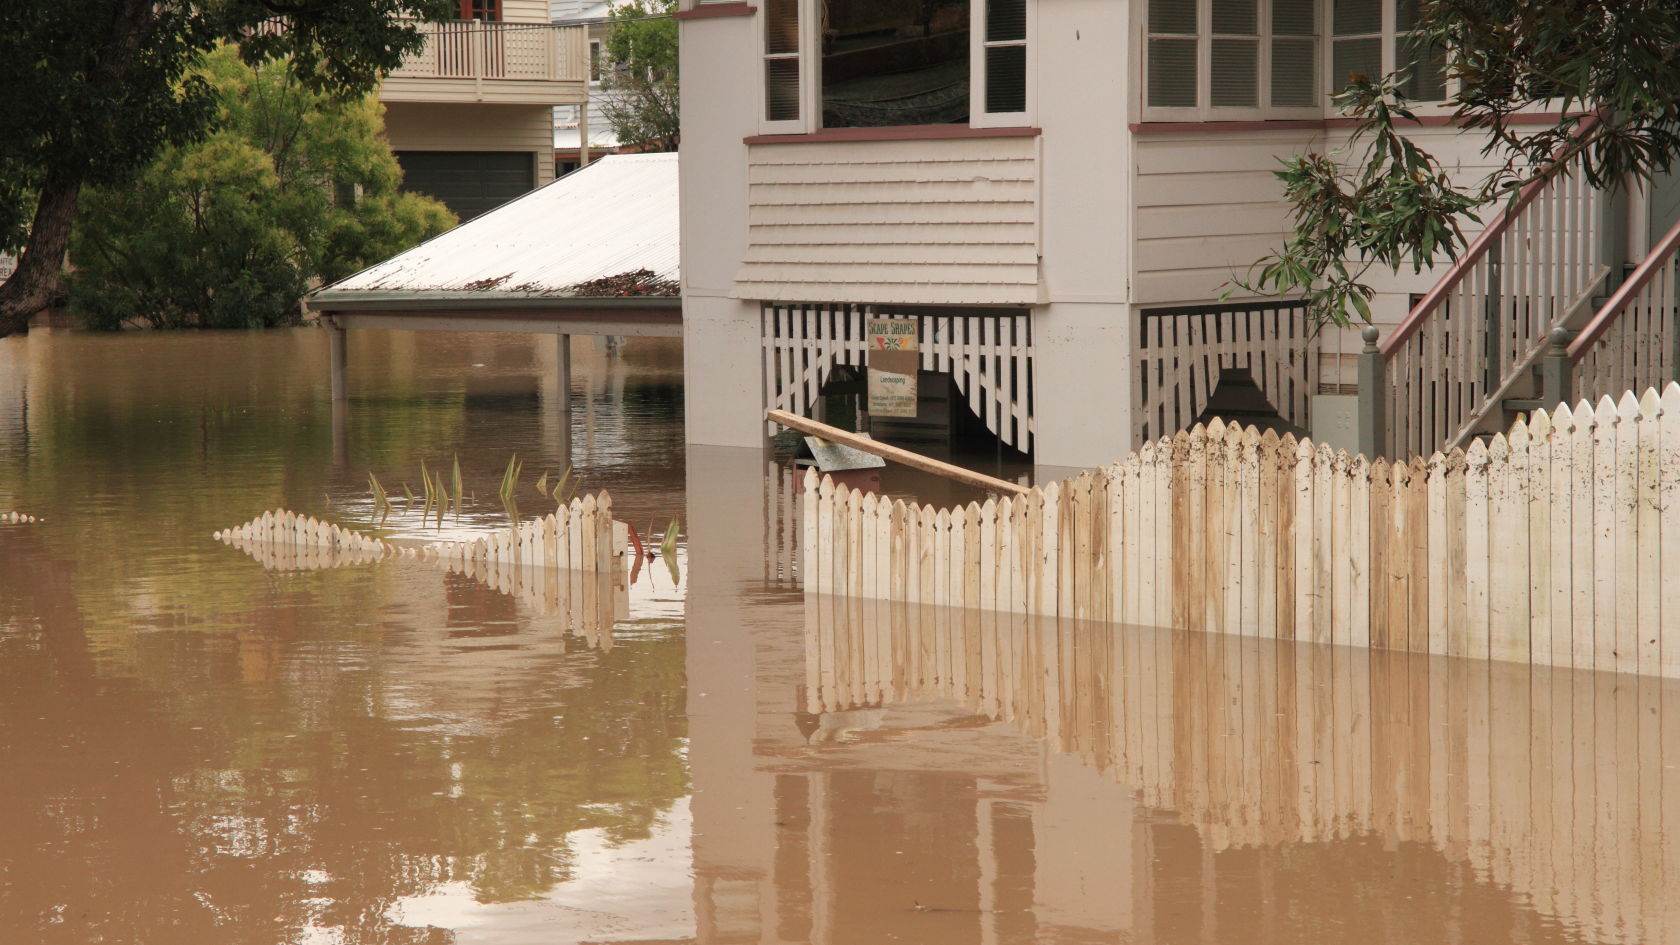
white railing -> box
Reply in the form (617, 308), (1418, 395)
(390, 20), (587, 82)
(1382, 153), (1606, 459)
(1571, 217), (1680, 402)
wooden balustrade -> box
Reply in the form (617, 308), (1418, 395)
(1570, 216), (1680, 403)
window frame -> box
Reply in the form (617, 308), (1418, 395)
(1139, 0), (1458, 124)
(1141, 0), (1323, 123)
(757, 0), (1035, 136)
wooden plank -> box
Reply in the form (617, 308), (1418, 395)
(767, 409), (1029, 495)
(1276, 435), (1297, 640)
(1256, 430), (1279, 638)
(1662, 385), (1680, 678)
(1592, 396), (1619, 672)
(1349, 454), (1372, 650)
(1488, 430), (1530, 665)
(1295, 438), (1317, 641)
(1614, 391), (1641, 674)
(1369, 460), (1393, 651)
(1465, 439), (1492, 661)
(1636, 389), (1662, 677)
(1568, 401), (1597, 669)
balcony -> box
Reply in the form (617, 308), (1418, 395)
(381, 21), (589, 105)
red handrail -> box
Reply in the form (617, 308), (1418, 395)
(1567, 214), (1680, 361)
(1380, 118), (1598, 360)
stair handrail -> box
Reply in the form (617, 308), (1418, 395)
(1380, 120), (1598, 360)
(1567, 214), (1680, 361)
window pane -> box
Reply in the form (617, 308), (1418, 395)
(1332, 0), (1380, 35)
(1272, 0), (1314, 35)
(1399, 33), (1447, 101)
(986, 44), (1027, 112)
(1396, 0), (1424, 32)
(766, 57), (800, 121)
(1331, 36), (1382, 90)
(988, 0), (1026, 43)
(1211, 38), (1257, 106)
(765, 0), (799, 55)
(1272, 36), (1315, 106)
(1148, 0), (1197, 35)
(821, 0), (971, 128)
(1147, 37), (1198, 108)
(1212, 0), (1256, 35)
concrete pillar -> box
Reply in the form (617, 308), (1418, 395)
(327, 319), (347, 404)
(683, 295), (766, 449)
(1032, 301), (1132, 474)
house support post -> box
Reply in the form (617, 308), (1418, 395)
(1541, 327), (1575, 409)
(327, 317), (348, 405)
(555, 333), (572, 413)
(1357, 325), (1386, 459)
(579, 106), (590, 167)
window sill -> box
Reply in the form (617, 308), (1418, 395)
(745, 125), (1040, 145)
(674, 3), (756, 19)
(1130, 110), (1569, 134)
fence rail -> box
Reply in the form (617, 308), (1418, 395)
(1383, 160), (1606, 458)
(803, 384), (1680, 679)
(389, 21), (587, 82)
(1571, 216), (1680, 403)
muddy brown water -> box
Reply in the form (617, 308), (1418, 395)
(0, 328), (1674, 944)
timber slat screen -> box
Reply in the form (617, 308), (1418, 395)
(803, 384), (1680, 680)
(805, 600), (1680, 945)
(762, 303), (1035, 453)
(1136, 301), (1317, 448)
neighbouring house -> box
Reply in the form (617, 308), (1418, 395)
(381, 0), (592, 220)
(676, 0), (1680, 470)
(552, 0), (623, 175)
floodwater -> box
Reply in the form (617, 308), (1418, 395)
(1, 328), (1676, 945)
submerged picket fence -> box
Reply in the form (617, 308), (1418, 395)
(801, 383), (1680, 679)
(215, 494), (627, 574)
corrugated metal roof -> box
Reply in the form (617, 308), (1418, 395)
(314, 152), (677, 304)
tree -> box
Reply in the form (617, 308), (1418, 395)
(67, 47), (455, 331)
(598, 0), (679, 153)
(1236, 1), (1680, 330)
(0, 0), (453, 338)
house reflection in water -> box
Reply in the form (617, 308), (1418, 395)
(687, 446), (1680, 945)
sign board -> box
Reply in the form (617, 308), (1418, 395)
(0, 255), (15, 282)
(866, 318), (919, 418)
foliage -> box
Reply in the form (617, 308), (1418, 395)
(1237, 0), (1680, 330)
(598, 0), (680, 153)
(67, 48), (455, 330)
(0, 0), (453, 336)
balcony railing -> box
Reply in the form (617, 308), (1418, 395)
(389, 20), (587, 83)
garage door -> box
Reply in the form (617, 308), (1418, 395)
(395, 151), (535, 221)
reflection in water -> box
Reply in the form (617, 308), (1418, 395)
(802, 593), (1680, 945)
(0, 329), (690, 944)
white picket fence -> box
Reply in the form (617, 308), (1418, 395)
(802, 383), (1680, 679)
(215, 494), (627, 574)
(804, 599), (1680, 945)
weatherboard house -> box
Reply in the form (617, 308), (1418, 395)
(675, 0), (1680, 470)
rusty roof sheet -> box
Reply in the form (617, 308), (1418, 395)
(314, 152), (677, 303)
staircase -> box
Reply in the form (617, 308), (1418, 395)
(1379, 149), (1610, 459)
(1568, 216), (1680, 402)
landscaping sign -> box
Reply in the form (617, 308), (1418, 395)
(867, 318), (919, 418)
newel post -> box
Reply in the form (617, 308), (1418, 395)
(1357, 325), (1386, 459)
(1540, 326), (1575, 409)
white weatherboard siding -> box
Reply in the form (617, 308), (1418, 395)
(384, 103), (560, 188)
(1132, 130), (1314, 307)
(735, 137), (1041, 305)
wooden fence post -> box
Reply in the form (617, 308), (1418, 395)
(1541, 327), (1575, 409)
(1358, 325), (1387, 459)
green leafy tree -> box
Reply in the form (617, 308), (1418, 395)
(67, 48), (455, 330)
(599, 0), (680, 153)
(0, 0), (453, 337)
(1235, 0), (1680, 330)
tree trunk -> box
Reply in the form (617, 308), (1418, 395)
(0, 173), (81, 337)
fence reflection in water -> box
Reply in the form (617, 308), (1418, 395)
(804, 592), (1680, 945)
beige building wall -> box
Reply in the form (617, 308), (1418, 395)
(383, 102), (558, 188)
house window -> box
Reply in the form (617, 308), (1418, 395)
(1146, 0), (1318, 117)
(1329, 0), (1445, 100)
(760, 0), (1031, 133)
(1144, 0), (1446, 120)
(458, 0), (500, 20)
(589, 39), (603, 83)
